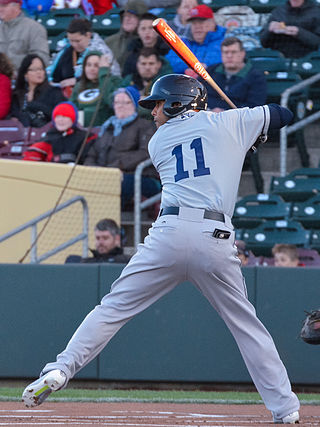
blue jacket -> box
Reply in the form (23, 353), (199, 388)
(205, 61), (267, 110)
(165, 26), (226, 74)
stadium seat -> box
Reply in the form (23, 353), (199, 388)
(270, 168), (320, 202)
(0, 120), (29, 159)
(248, 0), (286, 13)
(201, 0), (248, 13)
(36, 8), (85, 36)
(157, 7), (177, 21)
(232, 193), (291, 229)
(246, 48), (290, 72)
(291, 194), (320, 229)
(241, 219), (310, 256)
(28, 122), (52, 144)
(48, 32), (66, 54)
(91, 8), (121, 36)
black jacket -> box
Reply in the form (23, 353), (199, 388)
(11, 82), (66, 127)
(81, 247), (130, 264)
(260, 0), (320, 58)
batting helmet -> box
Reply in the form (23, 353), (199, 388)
(138, 74), (208, 117)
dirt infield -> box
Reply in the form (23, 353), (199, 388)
(1, 402), (320, 426)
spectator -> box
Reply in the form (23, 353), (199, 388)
(11, 54), (66, 127)
(65, 218), (131, 264)
(204, 37), (266, 194)
(21, 0), (53, 15)
(166, 5), (226, 75)
(168, 0), (198, 39)
(235, 240), (250, 266)
(0, 0), (50, 73)
(123, 47), (172, 98)
(0, 53), (14, 119)
(22, 101), (96, 164)
(105, 0), (148, 70)
(260, 0), (320, 59)
(122, 12), (170, 77)
(70, 51), (122, 127)
(272, 243), (300, 267)
(47, 18), (121, 96)
(84, 86), (159, 209)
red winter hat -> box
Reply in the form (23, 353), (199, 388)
(23, 142), (53, 162)
(187, 5), (214, 21)
(52, 102), (78, 125)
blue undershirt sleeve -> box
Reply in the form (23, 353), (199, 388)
(268, 104), (294, 129)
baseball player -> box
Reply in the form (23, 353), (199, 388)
(22, 74), (300, 424)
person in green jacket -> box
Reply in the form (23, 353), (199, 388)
(70, 50), (122, 127)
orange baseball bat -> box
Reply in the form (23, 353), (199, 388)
(153, 18), (237, 109)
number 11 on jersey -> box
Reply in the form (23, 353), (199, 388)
(172, 138), (211, 182)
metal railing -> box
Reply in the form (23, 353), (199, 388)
(280, 73), (320, 176)
(134, 159), (161, 249)
(0, 196), (89, 263)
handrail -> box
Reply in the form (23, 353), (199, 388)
(280, 72), (320, 176)
(134, 159), (161, 249)
(0, 196), (89, 263)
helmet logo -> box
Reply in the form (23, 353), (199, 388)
(161, 88), (170, 95)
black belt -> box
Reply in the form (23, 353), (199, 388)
(159, 207), (225, 222)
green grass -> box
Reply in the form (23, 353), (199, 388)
(1, 387), (320, 405)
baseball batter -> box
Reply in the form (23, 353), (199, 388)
(22, 74), (300, 424)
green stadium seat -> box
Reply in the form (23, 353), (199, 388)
(48, 32), (66, 54)
(200, 0), (248, 13)
(309, 230), (320, 253)
(291, 194), (320, 229)
(37, 8), (85, 36)
(233, 193), (290, 229)
(91, 8), (121, 36)
(242, 219), (310, 256)
(246, 48), (290, 72)
(270, 168), (320, 202)
(248, 0), (286, 13)
(158, 7), (177, 21)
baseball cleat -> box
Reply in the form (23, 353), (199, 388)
(22, 369), (66, 407)
(273, 411), (299, 424)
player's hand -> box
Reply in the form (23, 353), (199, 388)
(184, 68), (199, 79)
(60, 78), (76, 88)
(99, 54), (111, 68)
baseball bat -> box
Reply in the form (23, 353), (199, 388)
(153, 18), (237, 110)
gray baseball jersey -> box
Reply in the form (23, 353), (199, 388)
(149, 107), (269, 217)
(39, 105), (299, 422)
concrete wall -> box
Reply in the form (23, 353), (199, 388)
(1, 263), (319, 384)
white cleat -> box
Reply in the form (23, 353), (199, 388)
(22, 369), (66, 408)
(273, 411), (299, 424)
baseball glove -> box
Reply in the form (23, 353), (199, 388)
(300, 309), (320, 345)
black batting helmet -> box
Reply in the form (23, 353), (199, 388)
(138, 74), (208, 117)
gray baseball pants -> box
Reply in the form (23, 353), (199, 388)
(42, 207), (300, 419)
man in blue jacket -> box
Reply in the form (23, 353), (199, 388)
(166, 4), (226, 75)
(204, 37), (267, 194)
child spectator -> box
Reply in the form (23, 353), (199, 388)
(0, 52), (14, 119)
(23, 101), (96, 164)
(272, 243), (300, 267)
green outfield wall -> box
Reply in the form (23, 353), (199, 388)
(1, 264), (319, 385)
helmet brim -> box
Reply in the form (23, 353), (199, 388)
(138, 94), (165, 110)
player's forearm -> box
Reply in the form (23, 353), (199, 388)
(268, 104), (293, 129)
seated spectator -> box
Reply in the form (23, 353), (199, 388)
(22, 101), (96, 164)
(166, 5), (226, 75)
(260, 0), (320, 59)
(21, 0), (53, 15)
(122, 12), (170, 77)
(70, 51), (122, 127)
(0, 53), (14, 119)
(168, 0), (198, 39)
(272, 243), (300, 267)
(123, 47), (172, 98)
(84, 86), (159, 209)
(0, 0), (50, 73)
(11, 54), (66, 128)
(65, 218), (131, 264)
(105, 0), (148, 70)
(47, 18), (121, 97)
(235, 240), (250, 266)
(204, 37), (266, 194)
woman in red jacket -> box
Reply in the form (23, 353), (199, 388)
(0, 53), (14, 120)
